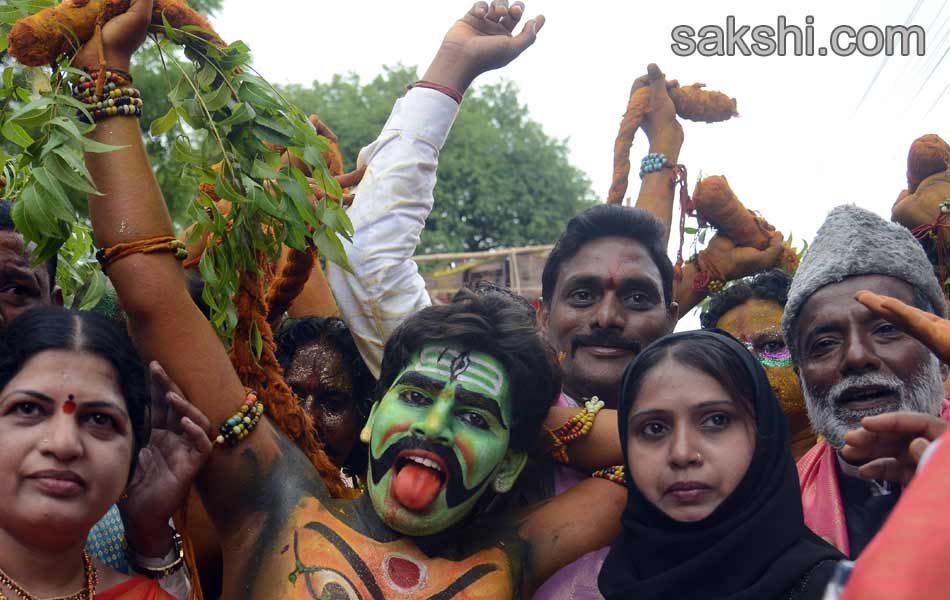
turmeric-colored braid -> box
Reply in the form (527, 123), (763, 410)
(607, 83), (652, 205)
(96, 235), (187, 270)
(229, 267), (352, 498)
(172, 507), (205, 600)
(265, 247), (315, 327)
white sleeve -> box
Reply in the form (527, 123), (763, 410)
(326, 87), (459, 377)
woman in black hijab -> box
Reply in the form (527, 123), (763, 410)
(598, 330), (842, 600)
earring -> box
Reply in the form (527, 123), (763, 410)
(492, 473), (514, 494)
(119, 490), (129, 501)
(695, 452), (703, 463)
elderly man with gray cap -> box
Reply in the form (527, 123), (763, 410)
(782, 204), (950, 559)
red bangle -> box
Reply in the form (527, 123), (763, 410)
(409, 80), (463, 104)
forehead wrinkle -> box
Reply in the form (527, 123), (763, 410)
(556, 238), (663, 292)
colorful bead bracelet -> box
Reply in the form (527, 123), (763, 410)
(545, 396), (605, 464)
(214, 390), (265, 448)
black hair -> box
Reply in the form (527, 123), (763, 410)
(377, 287), (561, 453)
(541, 204), (674, 308)
(0, 306), (150, 479)
(0, 200), (57, 291)
(621, 333), (756, 425)
(700, 269), (792, 330)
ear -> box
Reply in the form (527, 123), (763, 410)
(668, 300), (680, 327)
(359, 401), (380, 445)
(941, 362), (949, 382)
(491, 450), (528, 494)
(537, 302), (550, 339)
(52, 287), (64, 307)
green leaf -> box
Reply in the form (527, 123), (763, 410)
(149, 107), (180, 136)
(218, 102), (255, 128)
(202, 84), (232, 112)
(1, 121), (34, 148)
(48, 151), (99, 195)
(32, 166), (74, 221)
(171, 137), (204, 166)
(196, 61), (217, 89)
(250, 320), (263, 360)
(312, 227), (350, 271)
(78, 270), (107, 311)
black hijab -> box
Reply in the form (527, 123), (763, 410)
(598, 329), (841, 600)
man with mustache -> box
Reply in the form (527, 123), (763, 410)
(781, 204), (949, 558)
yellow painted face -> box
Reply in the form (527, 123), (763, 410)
(717, 299), (806, 418)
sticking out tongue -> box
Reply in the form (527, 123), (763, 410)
(393, 463), (443, 511)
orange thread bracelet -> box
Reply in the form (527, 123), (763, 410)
(96, 236), (188, 270)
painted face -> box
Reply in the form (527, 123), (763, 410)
(717, 298), (805, 417)
(0, 350), (133, 550)
(541, 237), (676, 408)
(365, 344), (517, 536)
(797, 275), (944, 449)
(626, 358), (756, 522)
(284, 335), (359, 467)
(0, 230), (54, 330)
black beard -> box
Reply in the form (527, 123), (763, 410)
(370, 435), (492, 509)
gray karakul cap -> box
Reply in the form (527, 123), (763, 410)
(781, 204), (947, 364)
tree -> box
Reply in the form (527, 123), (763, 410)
(281, 64), (596, 255)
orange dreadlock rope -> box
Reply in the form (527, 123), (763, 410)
(265, 247), (316, 327)
(229, 266), (352, 499)
(9, 0), (224, 68)
(96, 236), (187, 270)
(607, 70), (737, 205)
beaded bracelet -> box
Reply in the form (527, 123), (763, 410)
(545, 396), (605, 464)
(640, 152), (673, 178)
(96, 236), (188, 270)
(592, 465), (625, 485)
(214, 390), (265, 447)
(73, 68), (142, 123)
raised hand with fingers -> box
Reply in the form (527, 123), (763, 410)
(855, 289), (950, 362)
(840, 411), (947, 485)
(422, 1), (545, 93)
(119, 361), (213, 557)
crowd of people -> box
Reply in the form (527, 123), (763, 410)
(2, 0), (949, 598)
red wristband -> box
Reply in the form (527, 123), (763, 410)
(409, 80), (463, 104)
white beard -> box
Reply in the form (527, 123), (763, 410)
(803, 353), (944, 449)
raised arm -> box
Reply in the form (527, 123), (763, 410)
(633, 66), (683, 248)
(74, 0), (287, 531)
(326, 1), (544, 376)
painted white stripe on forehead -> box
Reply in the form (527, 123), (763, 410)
(416, 346), (505, 397)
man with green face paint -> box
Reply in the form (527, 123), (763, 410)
(365, 344), (524, 536)
(266, 288), (624, 599)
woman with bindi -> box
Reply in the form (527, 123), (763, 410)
(0, 307), (211, 599)
(702, 269), (816, 459)
(598, 330), (842, 600)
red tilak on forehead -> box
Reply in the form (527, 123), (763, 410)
(63, 395), (76, 415)
(605, 258), (621, 289)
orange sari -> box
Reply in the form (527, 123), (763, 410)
(96, 577), (174, 600)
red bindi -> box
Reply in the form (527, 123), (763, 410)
(63, 397), (76, 415)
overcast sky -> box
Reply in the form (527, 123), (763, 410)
(212, 1), (950, 323)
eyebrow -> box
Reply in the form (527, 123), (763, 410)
(629, 400), (736, 420)
(2, 390), (129, 420)
(394, 371), (444, 393)
(563, 273), (660, 291)
(394, 372), (507, 427)
(454, 386), (507, 428)
(803, 323), (841, 348)
(0, 266), (39, 286)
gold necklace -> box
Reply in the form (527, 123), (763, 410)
(0, 550), (97, 600)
